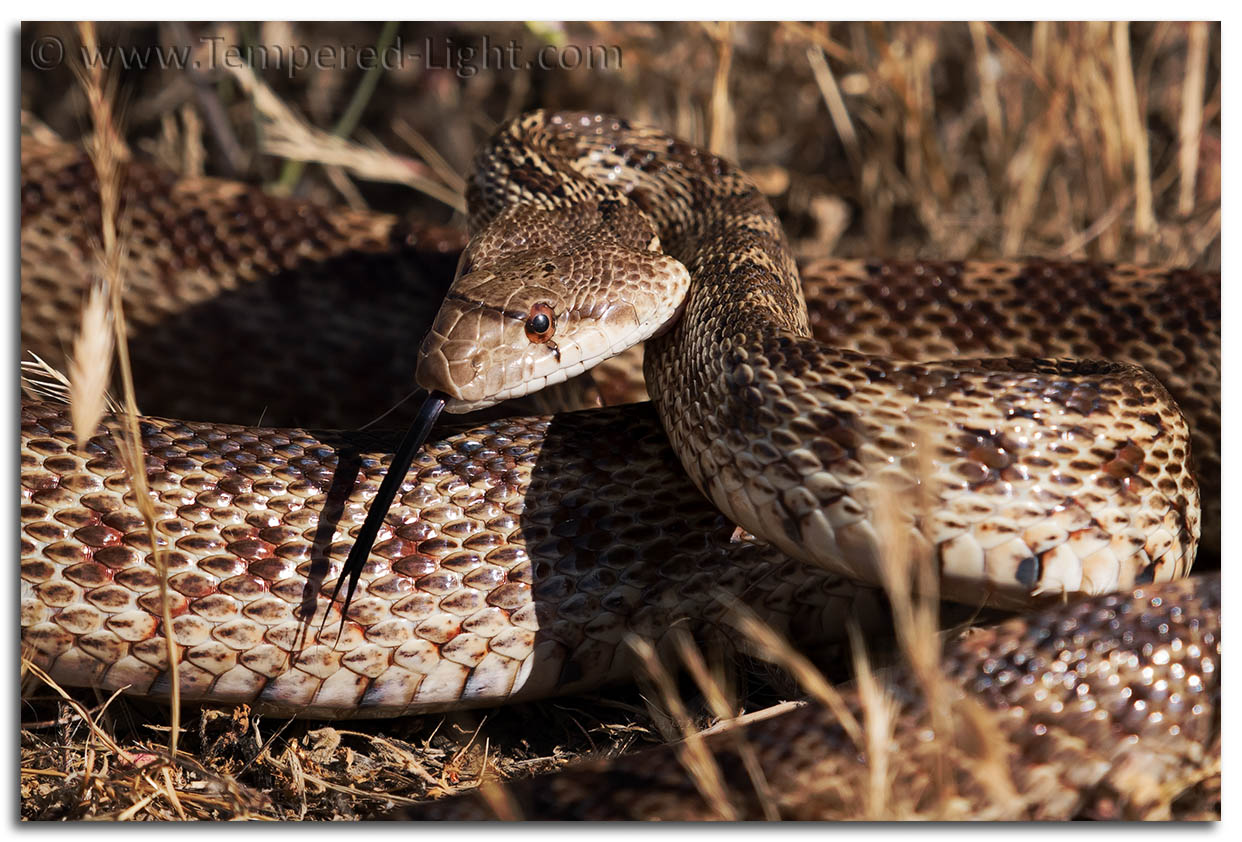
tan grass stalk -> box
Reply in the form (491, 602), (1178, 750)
(874, 417), (1021, 817)
(1072, 31), (1122, 258)
(159, 766), (187, 819)
(1057, 188), (1135, 257)
(673, 631), (779, 820)
(323, 164), (368, 210)
(475, 781), (523, 821)
(1178, 22), (1208, 216)
(704, 21), (736, 159)
(629, 636), (737, 820)
(781, 20), (858, 65)
(983, 22), (1050, 92)
(848, 624), (897, 820)
(698, 700), (805, 736)
(734, 609), (864, 751)
(867, 454), (953, 815)
(74, 20), (181, 760)
(969, 22), (1003, 168)
(392, 117), (467, 195)
(66, 282), (114, 451)
(807, 43), (862, 172)
(22, 660), (137, 763)
(114, 790), (159, 820)
(179, 102), (206, 177)
(22, 351), (117, 413)
(1002, 90), (1065, 255)
(275, 21), (400, 193)
(1112, 23), (1154, 241)
(225, 61), (465, 212)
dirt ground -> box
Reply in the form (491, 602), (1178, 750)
(19, 21), (1220, 820)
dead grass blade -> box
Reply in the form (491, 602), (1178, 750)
(1002, 89), (1066, 255)
(733, 608), (864, 752)
(629, 636), (737, 820)
(23, 660), (144, 766)
(66, 282), (114, 450)
(1178, 22), (1209, 216)
(847, 624), (897, 820)
(392, 117), (467, 195)
(22, 351), (116, 412)
(225, 61), (465, 212)
(703, 21), (736, 159)
(74, 20), (182, 758)
(807, 41), (862, 173)
(672, 631), (779, 820)
(275, 20), (400, 193)
(1112, 22), (1154, 241)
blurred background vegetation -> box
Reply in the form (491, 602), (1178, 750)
(22, 21), (1220, 269)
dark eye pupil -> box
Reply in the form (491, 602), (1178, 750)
(529, 313), (550, 333)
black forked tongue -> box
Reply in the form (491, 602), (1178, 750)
(323, 391), (448, 640)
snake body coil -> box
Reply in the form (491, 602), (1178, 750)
(403, 574), (1220, 820)
(18, 119), (1220, 814)
(418, 112), (1204, 606)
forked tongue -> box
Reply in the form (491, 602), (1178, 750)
(323, 391), (448, 638)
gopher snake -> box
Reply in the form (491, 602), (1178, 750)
(19, 118), (1219, 816)
(422, 112), (1204, 606)
(401, 574), (1220, 820)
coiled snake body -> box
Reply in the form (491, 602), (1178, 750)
(421, 112), (1203, 606)
(19, 115), (1220, 816)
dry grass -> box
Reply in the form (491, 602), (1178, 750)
(19, 21), (1220, 821)
(21, 22), (1219, 266)
(67, 22), (185, 764)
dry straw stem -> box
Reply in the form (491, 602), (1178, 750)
(702, 21), (736, 159)
(1178, 22), (1208, 216)
(968, 22), (1004, 169)
(72, 20), (183, 759)
(275, 20), (400, 194)
(392, 117), (467, 195)
(734, 609), (864, 752)
(1111, 23), (1154, 240)
(21, 662), (196, 820)
(23, 661), (137, 764)
(225, 61), (466, 212)
(867, 461), (956, 817)
(630, 636), (737, 820)
(806, 40), (862, 173)
(864, 418), (1022, 818)
(66, 283), (114, 452)
(847, 625), (896, 820)
(673, 630), (780, 820)
(21, 352), (119, 415)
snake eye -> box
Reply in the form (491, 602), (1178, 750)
(524, 303), (556, 343)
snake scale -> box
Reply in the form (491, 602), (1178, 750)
(19, 113), (1220, 817)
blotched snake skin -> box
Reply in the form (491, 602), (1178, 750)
(19, 116), (1220, 816)
(401, 575), (1220, 820)
(420, 112), (1206, 606)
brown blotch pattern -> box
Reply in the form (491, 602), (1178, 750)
(21, 400), (881, 717)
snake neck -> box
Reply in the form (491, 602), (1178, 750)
(487, 112), (1200, 607)
(507, 110), (812, 417)
(501, 113), (826, 536)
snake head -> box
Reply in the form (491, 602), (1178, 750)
(417, 246), (689, 412)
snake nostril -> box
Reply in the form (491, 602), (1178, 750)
(415, 350), (458, 397)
